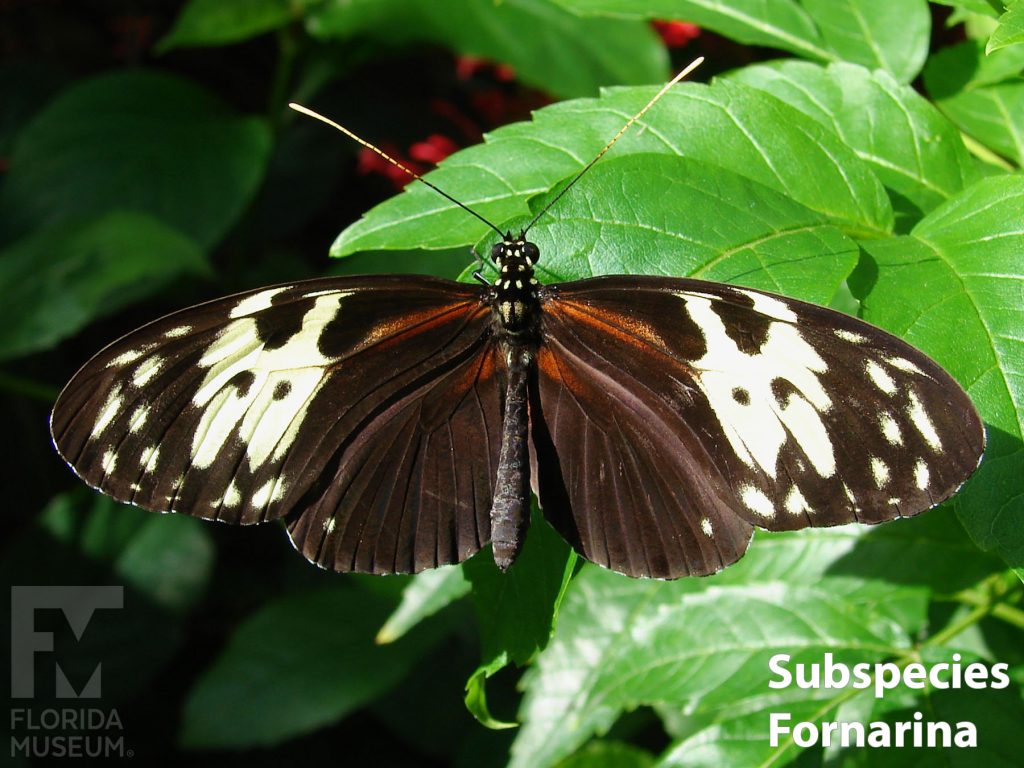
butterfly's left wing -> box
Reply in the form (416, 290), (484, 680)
(51, 275), (503, 573)
(533, 276), (984, 579)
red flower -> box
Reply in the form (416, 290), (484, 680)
(653, 20), (701, 48)
(409, 134), (460, 165)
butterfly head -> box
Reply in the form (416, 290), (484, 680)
(490, 232), (540, 334)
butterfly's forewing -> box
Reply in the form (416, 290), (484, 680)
(51, 275), (502, 573)
(534, 276), (984, 579)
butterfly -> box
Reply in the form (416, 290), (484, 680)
(50, 62), (985, 579)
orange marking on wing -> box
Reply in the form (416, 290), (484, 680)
(537, 346), (585, 396)
(547, 299), (666, 349)
(362, 300), (489, 352)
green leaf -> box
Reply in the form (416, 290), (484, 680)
(555, 740), (656, 768)
(34, 492), (215, 614)
(461, 512), (575, 728)
(464, 511), (577, 669)
(180, 585), (439, 749)
(158, 0), (318, 52)
(0, 211), (208, 361)
(554, 0), (930, 81)
(924, 41), (1024, 166)
(511, 568), (925, 768)
(988, 0), (1024, 54)
(334, 79), (892, 258)
(306, 0), (667, 99)
(552, 0), (831, 61)
(0, 70), (272, 249)
(798, 0), (930, 82)
(513, 155), (860, 306)
(728, 61), (978, 228)
(656, 696), (853, 768)
(508, 504), (1009, 768)
(854, 175), (1024, 577)
(376, 564), (470, 644)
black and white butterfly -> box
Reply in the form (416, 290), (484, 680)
(50, 67), (985, 580)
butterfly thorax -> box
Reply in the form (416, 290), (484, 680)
(490, 236), (541, 341)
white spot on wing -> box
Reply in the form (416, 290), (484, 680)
(251, 478), (286, 510)
(128, 405), (150, 434)
(740, 485), (775, 519)
(91, 386), (124, 438)
(870, 456), (890, 488)
(132, 356), (165, 387)
(879, 412), (903, 445)
(742, 290), (799, 322)
(784, 486), (810, 516)
(907, 390), (942, 451)
(886, 356), (925, 376)
(324, 516), (337, 534)
(223, 481), (241, 508)
(139, 444), (159, 473)
(842, 483), (856, 504)
(108, 348), (144, 368)
(101, 450), (117, 474)
(865, 360), (896, 394)
(684, 296), (835, 479)
(914, 460), (930, 490)
(700, 517), (713, 537)
(165, 325), (192, 338)
(191, 295), (341, 470)
(229, 286), (291, 319)
(834, 329), (867, 343)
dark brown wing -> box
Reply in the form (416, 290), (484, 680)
(532, 276), (984, 579)
(51, 275), (502, 573)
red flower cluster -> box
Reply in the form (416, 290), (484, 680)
(653, 20), (701, 48)
(358, 55), (546, 189)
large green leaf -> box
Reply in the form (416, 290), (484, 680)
(924, 41), (1024, 166)
(0, 70), (272, 249)
(510, 510), (1007, 767)
(553, 0), (930, 82)
(503, 155), (859, 306)
(511, 567), (926, 768)
(0, 210), (208, 361)
(180, 584), (441, 749)
(334, 78), (892, 258)
(728, 60), (978, 228)
(306, 0), (667, 99)
(854, 175), (1024, 577)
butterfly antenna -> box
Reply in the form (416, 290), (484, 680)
(522, 57), (704, 236)
(289, 102), (506, 238)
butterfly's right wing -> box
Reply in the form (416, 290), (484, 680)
(51, 275), (504, 573)
(532, 277), (983, 580)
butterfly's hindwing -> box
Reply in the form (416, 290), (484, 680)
(51, 275), (502, 573)
(534, 276), (984, 578)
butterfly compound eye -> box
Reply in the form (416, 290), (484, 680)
(522, 242), (539, 264)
